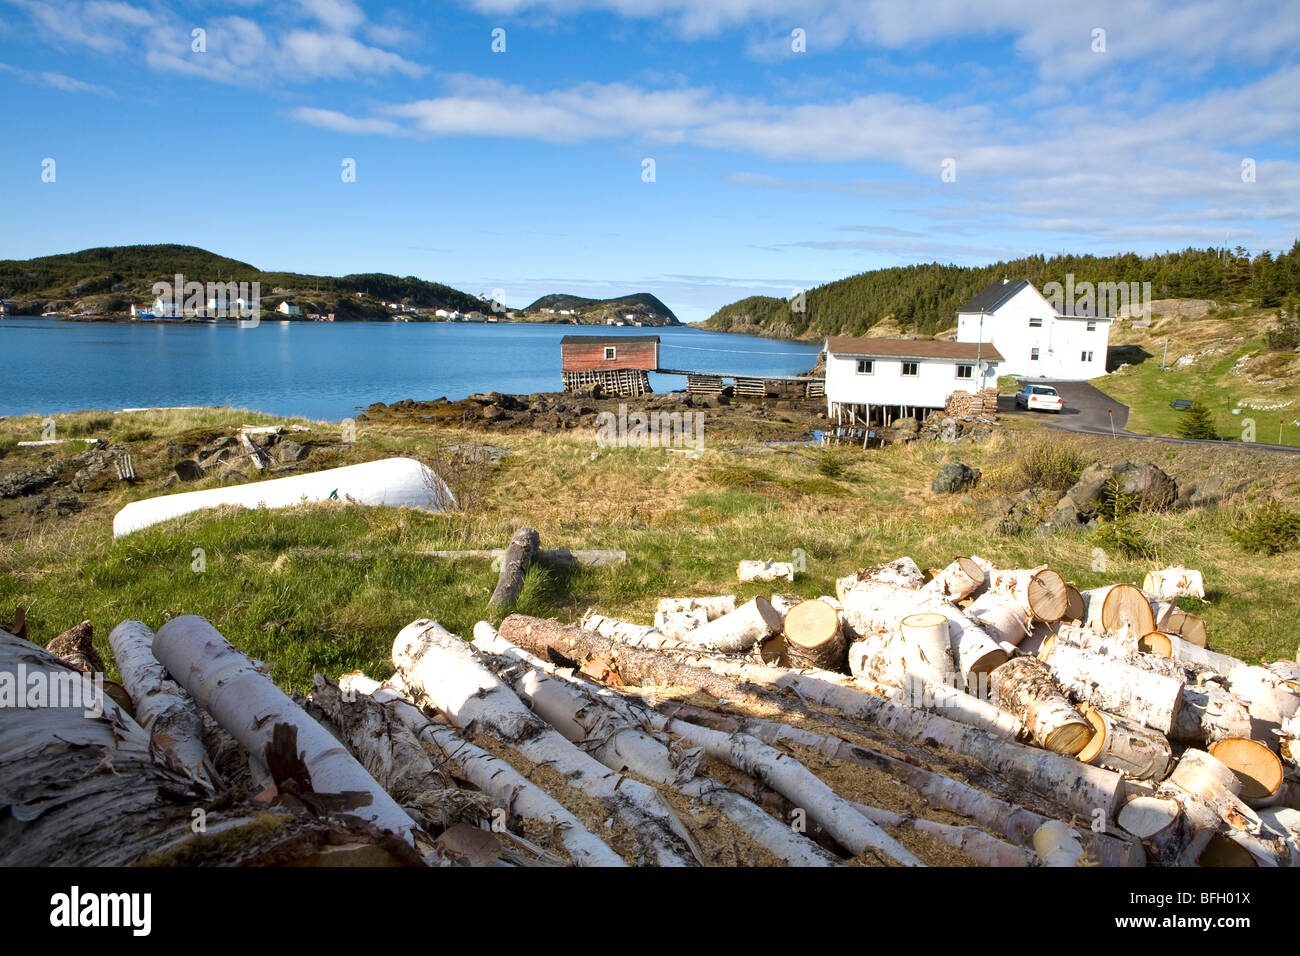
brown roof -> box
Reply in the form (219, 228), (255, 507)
(561, 335), (660, 346)
(827, 336), (1004, 363)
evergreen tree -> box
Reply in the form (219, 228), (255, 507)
(1177, 402), (1220, 440)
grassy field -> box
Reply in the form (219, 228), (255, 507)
(1093, 305), (1300, 446)
(2, 403), (1299, 692)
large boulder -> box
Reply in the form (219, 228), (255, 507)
(1066, 460), (1177, 515)
(932, 462), (981, 494)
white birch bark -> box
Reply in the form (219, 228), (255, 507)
(470, 623), (842, 867)
(1038, 636), (1185, 734)
(918, 557), (986, 603)
(676, 597), (784, 654)
(108, 619), (216, 791)
(392, 619), (701, 866)
(153, 615), (421, 845)
(656, 596), (736, 620)
(737, 560), (795, 583)
(337, 672), (625, 867)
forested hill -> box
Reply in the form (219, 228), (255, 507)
(701, 244), (1300, 340)
(0, 244), (487, 318)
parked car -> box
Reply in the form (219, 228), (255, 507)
(1015, 384), (1063, 413)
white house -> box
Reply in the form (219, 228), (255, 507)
(824, 336), (1002, 419)
(955, 279), (1111, 380)
(277, 301), (302, 317)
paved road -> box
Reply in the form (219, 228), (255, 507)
(999, 380), (1300, 455)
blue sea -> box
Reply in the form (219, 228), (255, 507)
(0, 318), (821, 421)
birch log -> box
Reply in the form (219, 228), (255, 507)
(784, 599), (847, 671)
(1168, 749), (1262, 832)
(108, 619), (216, 791)
(851, 800), (1034, 866)
(652, 701), (1142, 866)
(991, 656), (1091, 754)
(1209, 738), (1285, 805)
(1172, 684), (1254, 747)
(1142, 567), (1206, 601)
(1158, 634), (1299, 723)
(899, 611), (955, 683)
(836, 557), (927, 597)
(677, 597), (784, 654)
(988, 567), (1069, 622)
(392, 619), (700, 866)
(496, 615), (1132, 819)
(0, 630), (416, 867)
(919, 557), (986, 602)
(657, 596), (736, 620)
(338, 672), (624, 867)
(1034, 820), (1085, 867)
(737, 560), (795, 583)
(307, 676), (492, 836)
(965, 592), (1032, 646)
(770, 593), (803, 616)
(153, 615), (421, 845)
(488, 526), (539, 609)
(654, 608), (709, 641)
(1038, 635), (1185, 734)
(645, 711), (924, 865)
(580, 610), (682, 650)
(1117, 795), (1205, 866)
(1082, 584), (1157, 637)
(471, 623), (842, 867)
(1077, 706), (1173, 781)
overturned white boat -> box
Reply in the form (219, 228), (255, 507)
(112, 457), (455, 538)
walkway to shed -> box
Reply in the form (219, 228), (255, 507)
(655, 368), (824, 399)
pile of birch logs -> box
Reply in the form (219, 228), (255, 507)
(4, 552), (1297, 866)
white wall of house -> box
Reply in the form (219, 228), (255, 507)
(956, 283), (1110, 379)
(825, 353), (998, 411)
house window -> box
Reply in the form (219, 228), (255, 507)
(604, 346), (617, 360)
(856, 360), (874, 374)
(901, 362), (919, 376)
(1030, 348), (1040, 361)
(1086, 320), (1097, 332)
(1029, 317), (1043, 327)
(955, 364), (973, 379)
(1081, 350), (1094, 362)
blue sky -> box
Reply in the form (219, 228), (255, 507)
(1, 0), (1297, 322)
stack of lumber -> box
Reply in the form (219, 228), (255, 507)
(944, 388), (999, 419)
(4, 553), (1296, 867)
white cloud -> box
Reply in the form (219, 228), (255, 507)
(0, 59), (114, 95)
(290, 106), (403, 135)
(281, 30), (425, 78)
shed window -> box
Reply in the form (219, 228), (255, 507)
(856, 360), (874, 374)
(1029, 317), (1043, 327)
(1030, 348), (1040, 361)
(956, 364), (973, 379)
(901, 362), (919, 376)
(1081, 350), (1094, 362)
(604, 346), (617, 360)
(1086, 320), (1097, 332)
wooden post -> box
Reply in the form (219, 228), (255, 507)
(488, 526), (539, 609)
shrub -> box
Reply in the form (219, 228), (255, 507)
(1229, 499), (1300, 554)
(984, 439), (1084, 494)
(1177, 402), (1219, 441)
(816, 452), (848, 479)
(66, 414), (114, 437)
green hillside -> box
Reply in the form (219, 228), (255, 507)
(701, 244), (1300, 340)
(0, 244), (486, 319)
(522, 291), (680, 325)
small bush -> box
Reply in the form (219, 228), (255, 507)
(816, 452), (848, 479)
(1091, 516), (1156, 560)
(116, 427), (154, 443)
(1229, 499), (1300, 554)
(1097, 477), (1141, 520)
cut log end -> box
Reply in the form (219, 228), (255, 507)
(1209, 738), (1284, 802)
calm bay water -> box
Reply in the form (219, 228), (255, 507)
(0, 318), (821, 421)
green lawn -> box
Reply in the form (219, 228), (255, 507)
(3, 407), (1299, 692)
